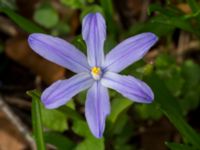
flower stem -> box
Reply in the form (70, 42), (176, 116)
(28, 90), (46, 150)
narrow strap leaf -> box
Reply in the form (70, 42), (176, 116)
(27, 90), (46, 150)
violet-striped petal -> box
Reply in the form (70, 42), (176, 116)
(28, 33), (90, 73)
(82, 13), (106, 67)
(101, 72), (154, 103)
(85, 82), (110, 138)
(41, 73), (94, 109)
(103, 32), (158, 73)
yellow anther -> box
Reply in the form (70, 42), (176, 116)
(91, 67), (101, 75)
(91, 67), (101, 80)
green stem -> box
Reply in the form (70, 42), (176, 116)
(28, 90), (46, 150)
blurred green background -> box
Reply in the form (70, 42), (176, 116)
(0, 0), (200, 150)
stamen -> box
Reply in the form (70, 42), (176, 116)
(91, 67), (101, 80)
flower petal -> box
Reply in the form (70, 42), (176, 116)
(101, 72), (154, 103)
(103, 32), (158, 72)
(42, 72), (94, 109)
(28, 33), (90, 73)
(85, 81), (110, 138)
(82, 13), (106, 67)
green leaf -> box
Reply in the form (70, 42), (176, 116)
(155, 54), (175, 69)
(44, 132), (76, 150)
(158, 65), (184, 97)
(181, 60), (200, 88)
(148, 4), (198, 34)
(180, 86), (200, 114)
(0, 7), (44, 33)
(41, 104), (68, 132)
(104, 35), (117, 53)
(60, 0), (85, 9)
(34, 6), (59, 28)
(51, 21), (70, 36)
(135, 103), (162, 120)
(72, 35), (87, 54)
(75, 138), (104, 150)
(111, 114), (129, 135)
(148, 4), (183, 17)
(112, 117), (134, 150)
(80, 5), (103, 20)
(86, 0), (94, 3)
(108, 98), (132, 123)
(70, 110), (104, 149)
(180, 60), (200, 114)
(27, 90), (46, 150)
(151, 15), (195, 33)
(187, 0), (200, 13)
(0, 0), (17, 9)
(105, 97), (132, 138)
(166, 142), (197, 150)
(126, 18), (174, 37)
(146, 74), (200, 149)
(72, 120), (105, 150)
(155, 54), (185, 97)
(72, 119), (91, 137)
(100, 0), (113, 20)
(58, 105), (84, 121)
(100, 0), (117, 36)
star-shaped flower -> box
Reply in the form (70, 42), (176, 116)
(28, 13), (158, 138)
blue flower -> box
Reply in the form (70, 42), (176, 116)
(28, 13), (158, 138)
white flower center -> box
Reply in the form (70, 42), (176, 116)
(91, 67), (101, 80)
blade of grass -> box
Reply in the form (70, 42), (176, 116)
(146, 74), (200, 149)
(27, 90), (46, 150)
(151, 15), (195, 34)
(100, 0), (117, 37)
(0, 6), (44, 33)
(166, 142), (197, 150)
(187, 0), (200, 23)
(187, 0), (200, 12)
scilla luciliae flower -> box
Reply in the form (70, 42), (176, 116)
(28, 13), (158, 138)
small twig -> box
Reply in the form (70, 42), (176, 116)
(0, 95), (36, 150)
(4, 96), (31, 109)
(177, 31), (190, 63)
(0, 16), (18, 37)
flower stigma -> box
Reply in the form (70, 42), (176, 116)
(91, 67), (102, 80)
